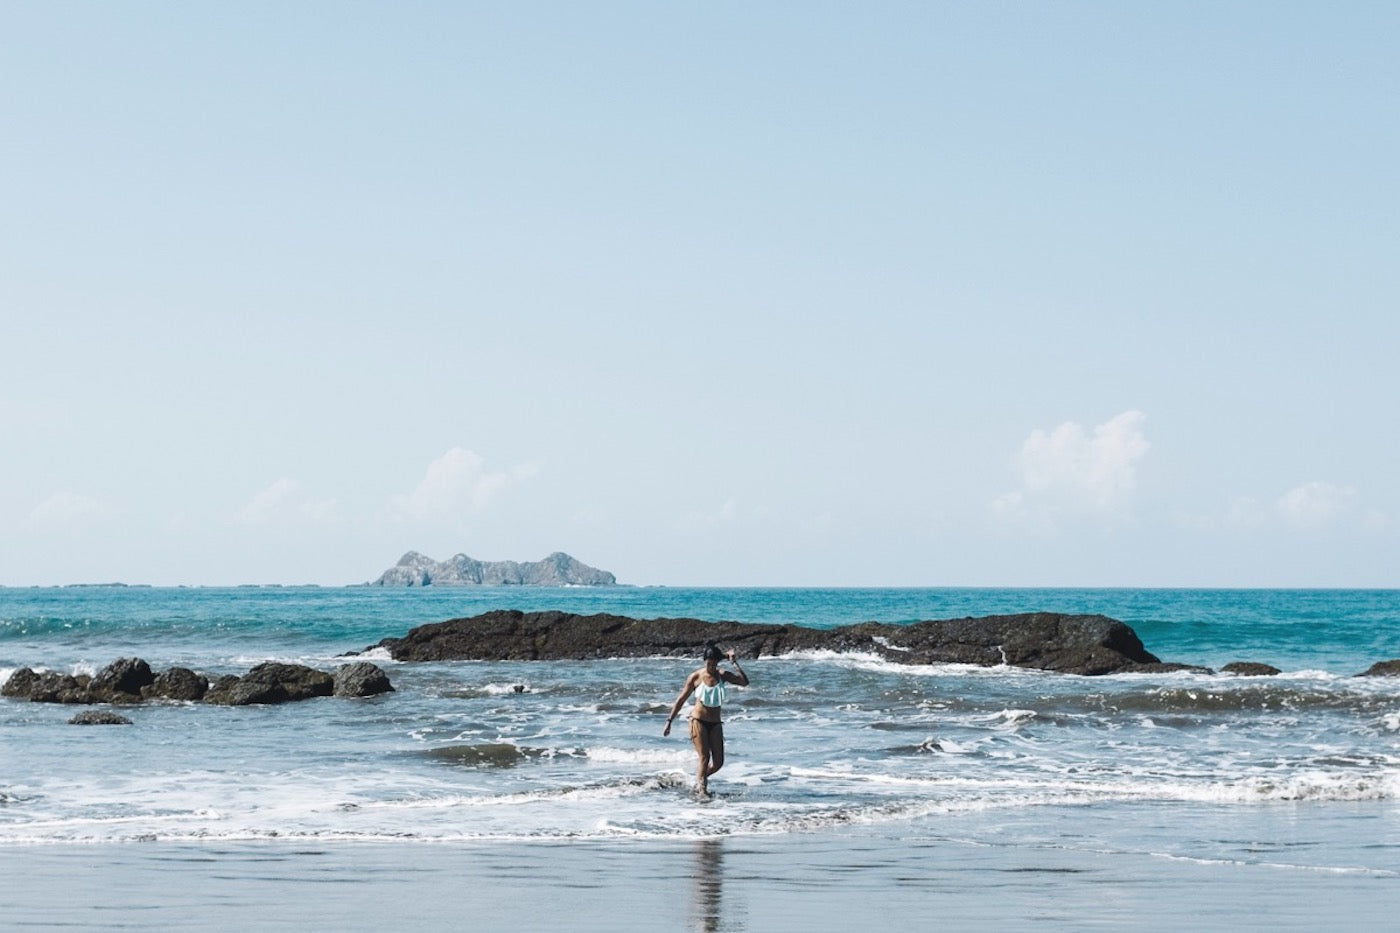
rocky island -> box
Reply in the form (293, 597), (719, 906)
(370, 551), (616, 586)
(365, 609), (1197, 676)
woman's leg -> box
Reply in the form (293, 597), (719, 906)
(690, 718), (710, 793)
(706, 724), (725, 778)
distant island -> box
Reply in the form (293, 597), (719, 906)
(369, 551), (618, 587)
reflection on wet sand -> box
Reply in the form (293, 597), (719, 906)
(693, 837), (726, 932)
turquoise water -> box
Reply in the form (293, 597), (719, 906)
(4, 586), (1398, 673)
(2, 586), (1398, 927)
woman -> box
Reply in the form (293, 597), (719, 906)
(663, 640), (750, 795)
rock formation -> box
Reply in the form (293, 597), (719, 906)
(146, 667), (209, 701)
(89, 657), (155, 700)
(1, 668), (92, 703)
(204, 662), (334, 706)
(366, 609), (1176, 676)
(370, 551), (616, 586)
(333, 661), (396, 697)
(3, 660), (393, 707)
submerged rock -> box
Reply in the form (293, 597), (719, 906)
(420, 743), (545, 768)
(1358, 659), (1400, 677)
(69, 710), (133, 725)
(367, 610), (1165, 676)
(1222, 662), (1282, 676)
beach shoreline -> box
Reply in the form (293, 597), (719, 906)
(3, 813), (1396, 931)
(5, 588), (1399, 929)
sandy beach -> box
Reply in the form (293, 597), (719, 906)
(4, 816), (1396, 932)
(5, 588), (1400, 930)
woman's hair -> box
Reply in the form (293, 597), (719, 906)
(702, 641), (724, 662)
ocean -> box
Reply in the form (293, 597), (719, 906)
(3, 587), (1399, 929)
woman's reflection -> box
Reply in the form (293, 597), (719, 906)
(692, 837), (726, 932)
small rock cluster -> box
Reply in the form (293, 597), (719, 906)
(2, 657), (394, 717)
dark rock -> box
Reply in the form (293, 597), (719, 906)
(142, 667), (209, 701)
(205, 674), (241, 700)
(367, 610), (1164, 676)
(204, 662), (334, 706)
(1117, 661), (1216, 675)
(69, 710), (133, 725)
(90, 657), (155, 702)
(1358, 659), (1400, 677)
(873, 613), (1163, 675)
(204, 678), (283, 706)
(1, 668), (94, 703)
(1, 667), (41, 698)
(247, 662), (334, 701)
(333, 662), (394, 697)
(1222, 662), (1282, 676)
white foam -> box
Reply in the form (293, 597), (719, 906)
(779, 649), (1030, 678)
(345, 646), (393, 662)
(991, 708), (1037, 728)
(1151, 851), (1399, 878)
(477, 682), (533, 696)
(585, 746), (690, 765)
(6, 759), (1400, 846)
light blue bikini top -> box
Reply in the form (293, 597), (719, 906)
(695, 677), (726, 708)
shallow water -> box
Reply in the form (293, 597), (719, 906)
(2, 824), (1396, 932)
(2, 587), (1399, 925)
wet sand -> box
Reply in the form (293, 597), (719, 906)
(3, 823), (1396, 931)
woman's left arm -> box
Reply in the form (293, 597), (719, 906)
(724, 650), (750, 687)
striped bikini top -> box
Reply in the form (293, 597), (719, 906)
(695, 677), (727, 708)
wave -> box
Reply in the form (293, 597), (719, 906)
(774, 649), (1033, 678)
(1089, 681), (1400, 715)
(782, 764), (1400, 806)
(6, 761), (1400, 847)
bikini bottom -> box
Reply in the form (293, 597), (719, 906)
(689, 718), (723, 742)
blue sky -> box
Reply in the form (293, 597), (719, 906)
(3, 3), (1396, 586)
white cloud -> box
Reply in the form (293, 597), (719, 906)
(1223, 496), (1268, 529)
(1275, 481), (1357, 528)
(676, 498), (739, 533)
(1362, 510), (1391, 531)
(993, 410), (1150, 528)
(391, 448), (537, 522)
(235, 478), (340, 526)
(28, 491), (117, 528)
(236, 478), (298, 525)
(1210, 482), (1368, 532)
(675, 499), (775, 533)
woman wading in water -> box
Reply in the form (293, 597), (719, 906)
(663, 641), (749, 795)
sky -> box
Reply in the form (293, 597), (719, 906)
(2, 2), (1397, 587)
